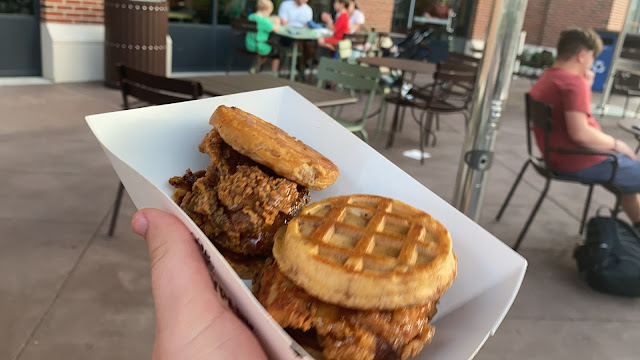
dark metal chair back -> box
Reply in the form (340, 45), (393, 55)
(430, 70), (476, 108)
(109, 64), (202, 237)
(227, 17), (259, 73)
(118, 64), (203, 109)
(437, 61), (477, 74)
(448, 51), (481, 66)
(230, 17), (259, 52)
(524, 93), (554, 176)
(343, 33), (368, 47)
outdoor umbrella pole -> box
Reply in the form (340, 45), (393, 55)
(452, 0), (528, 221)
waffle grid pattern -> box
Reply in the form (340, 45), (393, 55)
(296, 195), (441, 274)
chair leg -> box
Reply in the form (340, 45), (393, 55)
(419, 112), (425, 165)
(386, 103), (402, 149)
(496, 161), (530, 221)
(513, 178), (551, 252)
(579, 185), (594, 235)
(108, 182), (125, 237)
(425, 112), (437, 147)
(361, 129), (369, 144)
(375, 98), (388, 140)
(399, 105), (406, 131)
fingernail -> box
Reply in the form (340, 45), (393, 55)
(132, 212), (149, 237)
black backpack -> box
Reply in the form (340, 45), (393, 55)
(574, 215), (640, 297)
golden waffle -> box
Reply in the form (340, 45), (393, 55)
(273, 194), (457, 310)
(210, 106), (339, 190)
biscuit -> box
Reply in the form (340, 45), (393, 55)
(210, 106), (339, 190)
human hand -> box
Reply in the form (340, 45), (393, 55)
(614, 139), (637, 160)
(321, 12), (332, 24)
(132, 209), (267, 360)
(274, 17), (282, 25)
(585, 70), (595, 88)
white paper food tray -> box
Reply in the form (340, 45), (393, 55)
(86, 87), (527, 360)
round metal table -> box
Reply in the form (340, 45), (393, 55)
(617, 118), (640, 153)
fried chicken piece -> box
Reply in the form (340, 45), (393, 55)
(254, 260), (437, 360)
(169, 169), (205, 204)
(170, 129), (310, 256)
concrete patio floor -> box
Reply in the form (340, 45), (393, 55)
(1, 76), (640, 360)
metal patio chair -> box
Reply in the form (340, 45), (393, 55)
(108, 64), (202, 237)
(495, 93), (622, 251)
(316, 57), (381, 142)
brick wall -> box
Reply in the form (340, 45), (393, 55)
(470, 0), (625, 47)
(468, 0), (491, 40)
(539, 0), (611, 47)
(41, 0), (104, 24)
(521, 0), (550, 45)
(608, 0), (630, 31)
(359, 0), (394, 32)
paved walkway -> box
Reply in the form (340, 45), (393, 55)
(1, 77), (639, 360)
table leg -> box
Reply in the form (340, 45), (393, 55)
(386, 102), (401, 149)
(290, 40), (299, 81)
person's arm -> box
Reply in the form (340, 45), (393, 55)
(278, 3), (289, 25)
(565, 111), (636, 159)
(563, 74), (637, 160)
(271, 17), (281, 32)
(321, 12), (335, 30)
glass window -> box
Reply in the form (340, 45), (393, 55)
(0, 0), (33, 14)
(218, 0), (251, 24)
(309, 0), (332, 23)
(169, 0), (212, 23)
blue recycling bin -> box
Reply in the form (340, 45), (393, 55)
(592, 30), (619, 92)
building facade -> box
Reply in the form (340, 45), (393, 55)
(0, 0), (637, 82)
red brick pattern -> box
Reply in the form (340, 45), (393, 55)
(469, 0), (625, 46)
(359, 0), (394, 32)
(522, 0), (551, 45)
(539, 0), (611, 47)
(608, 0), (630, 31)
(468, 0), (491, 40)
(41, 0), (104, 24)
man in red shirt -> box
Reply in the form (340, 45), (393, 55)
(530, 28), (640, 226)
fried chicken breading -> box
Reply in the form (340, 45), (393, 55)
(169, 129), (310, 256)
(254, 260), (437, 360)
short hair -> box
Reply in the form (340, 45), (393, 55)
(335, 0), (351, 8)
(556, 28), (603, 61)
(257, 0), (273, 12)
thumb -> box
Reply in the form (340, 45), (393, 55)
(132, 208), (267, 360)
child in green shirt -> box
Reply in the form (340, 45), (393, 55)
(246, 0), (281, 74)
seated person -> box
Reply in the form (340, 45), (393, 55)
(348, 0), (365, 33)
(318, 0), (350, 52)
(422, 0), (452, 19)
(278, 0), (316, 69)
(246, 0), (281, 75)
(278, 0), (312, 27)
(530, 28), (640, 229)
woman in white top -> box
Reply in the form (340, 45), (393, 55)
(348, 0), (365, 33)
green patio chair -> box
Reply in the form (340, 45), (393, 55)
(316, 57), (381, 142)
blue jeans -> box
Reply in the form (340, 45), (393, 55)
(556, 154), (640, 194)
